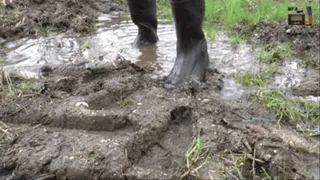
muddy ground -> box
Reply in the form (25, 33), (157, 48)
(1, 60), (319, 179)
(252, 20), (320, 97)
(0, 0), (125, 39)
(253, 20), (320, 69)
(1, 1), (320, 180)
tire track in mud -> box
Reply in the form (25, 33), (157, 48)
(0, 61), (319, 179)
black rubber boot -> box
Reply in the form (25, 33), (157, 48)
(127, 0), (159, 47)
(164, 0), (209, 89)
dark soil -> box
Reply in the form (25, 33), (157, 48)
(0, 0), (126, 39)
(253, 20), (320, 97)
(253, 20), (320, 69)
(1, 60), (319, 179)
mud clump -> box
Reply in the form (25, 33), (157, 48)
(0, 0), (126, 39)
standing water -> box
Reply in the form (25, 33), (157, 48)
(0, 13), (318, 102)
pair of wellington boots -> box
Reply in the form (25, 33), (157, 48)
(127, 0), (209, 89)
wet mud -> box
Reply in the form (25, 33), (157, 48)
(253, 21), (320, 68)
(3, 16), (317, 102)
(0, 1), (320, 179)
(253, 21), (320, 97)
(0, 60), (319, 179)
(0, 0), (125, 39)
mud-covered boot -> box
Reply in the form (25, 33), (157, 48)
(127, 0), (159, 47)
(164, 0), (209, 89)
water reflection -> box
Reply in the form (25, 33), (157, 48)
(137, 46), (158, 66)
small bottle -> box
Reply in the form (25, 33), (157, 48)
(306, 6), (312, 25)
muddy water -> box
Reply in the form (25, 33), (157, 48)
(0, 13), (318, 101)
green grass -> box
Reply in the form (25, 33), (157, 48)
(116, 86), (132, 108)
(0, 69), (16, 96)
(260, 167), (284, 180)
(264, 62), (280, 77)
(36, 28), (48, 37)
(157, 0), (320, 39)
(180, 133), (210, 179)
(232, 62), (280, 87)
(230, 35), (318, 126)
(233, 63), (319, 125)
(0, 69), (44, 97)
(157, 0), (172, 20)
(258, 42), (292, 64)
(257, 89), (320, 124)
(78, 37), (94, 50)
(229, 32), (243, 45)
(233, 70), (268, 87)
(233, 41), (289, 87)
(232, 41), (318, 126)
(204, 0), (320, 38)
(219, 154), (248, 180)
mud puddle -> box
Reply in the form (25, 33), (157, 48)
(1, 13), (318, 103)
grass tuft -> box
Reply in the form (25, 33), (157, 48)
(0, 69), (45, 98)
(256, 89), (320, 125)
(232, 62), (280, 88)
(116, 86), (132, 108)
(180, 133), (210, 180)
(0, 69), (16, 96)
(258, 42), (292, 64)
(260, 167), (284, 180)
(219, 153), (248, 180)
(233, 70), (267, 87)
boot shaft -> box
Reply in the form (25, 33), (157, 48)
(170, 0), (206, 50)
(127, 0), (158, 31)
(127, 0), (159, 46)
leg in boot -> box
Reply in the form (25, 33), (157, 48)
(165, 0), (209, 89)
(127, 0), (159, 47)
